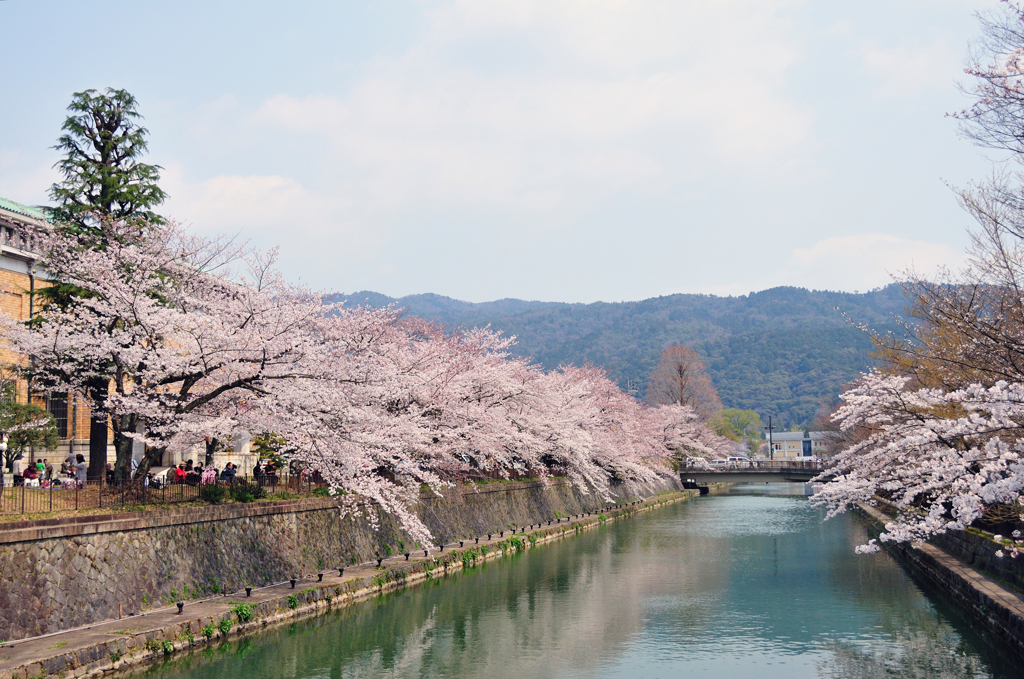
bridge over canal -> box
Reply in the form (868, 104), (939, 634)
(681, 461), (827, 485)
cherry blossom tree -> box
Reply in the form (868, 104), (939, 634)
(1, 214), (730, 543)
(814, 1), (1024, 557)
(811, 373), (1024, 557)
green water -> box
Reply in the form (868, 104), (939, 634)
(132, 485), (1022, 678)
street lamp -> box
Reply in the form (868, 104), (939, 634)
(763, 416), (775, 462)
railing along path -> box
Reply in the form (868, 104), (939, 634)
(0, 473), (326, 516)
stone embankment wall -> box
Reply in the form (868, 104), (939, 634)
(857, 504), (1024, 656)
(932, 531), (1024, 593)
(0, 493), (696, 679)
(0, 478), (675, 642)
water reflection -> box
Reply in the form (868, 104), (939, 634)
(127, 484), (1022, 679)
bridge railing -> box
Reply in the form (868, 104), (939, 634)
(681, 460), (825, 472)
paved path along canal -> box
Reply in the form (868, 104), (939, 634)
(125, 485), (1024, 678)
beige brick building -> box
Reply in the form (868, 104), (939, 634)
(0, 196), (104, 467)
(0, 196), (256, 474)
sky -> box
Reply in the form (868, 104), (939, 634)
(0, 0), (1006, 303)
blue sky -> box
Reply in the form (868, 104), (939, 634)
(0, 0), (1003, 302)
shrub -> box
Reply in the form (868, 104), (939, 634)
(217, 617), (233, 635)
(201, 624), (215, 640)
(231, 603), (254, 623)
(161, 640), (173, 655)
(313, 486), (331, 497)
(229, 480), (267, 503)
(200, 484), (228, 504)
(287, 595), (299, 609)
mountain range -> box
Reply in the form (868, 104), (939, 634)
(330, 285), (910, 429)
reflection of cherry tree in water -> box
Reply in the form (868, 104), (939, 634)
(123, 491), (1012, 679)
(818, 629), (988, 679)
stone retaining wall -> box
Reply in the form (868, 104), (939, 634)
(0, 492), (695, 679)
(0, 478), (675, 642)
(888, 539), (1024, 656)
(931, 530), (1024, 594)
(856, 505), (1024, 657)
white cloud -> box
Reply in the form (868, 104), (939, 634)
(861, 40), (958, 98)
(160, 164), (386, 285)
(239, 0), (815, 219)
(788, 233), (964, 290)
(149, 0), (819, 299)
(1, 0), (981, 302)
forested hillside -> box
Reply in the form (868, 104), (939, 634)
(334, 285), (909, 428)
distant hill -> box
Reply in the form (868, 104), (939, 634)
(329, 285), (909, 429)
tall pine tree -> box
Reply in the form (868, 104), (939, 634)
(46, 88), (166, 481)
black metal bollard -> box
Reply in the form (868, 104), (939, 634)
(488, 533), (492, 540)
(475, 537), (479, 544)
(290, 579), (297, 588)
(338, 567), (345, 577)
(460, 541), (464, 547)
(317, 573), (323, 582)
(176, 602), (184, 615)
(246, 587), (252, 597)
(376, 557), (384, 567)
(405, 552), (411, 560)
(423, 549), (428, 557)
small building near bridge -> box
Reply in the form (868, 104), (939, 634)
(769, 431), (828, 459)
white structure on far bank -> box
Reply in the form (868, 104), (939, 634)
(769, 431), (827, 459)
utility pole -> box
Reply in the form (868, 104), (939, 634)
(763, 416), (775, 462)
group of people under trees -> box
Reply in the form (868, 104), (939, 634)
(169, 460), (246, 486)
(10, 452), (88, 487)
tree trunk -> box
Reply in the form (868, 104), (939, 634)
(133, 445), (165, 481)
(205, 437), (218, 468)
(86, 379), (109, 482)
(112, 413), (137, 482)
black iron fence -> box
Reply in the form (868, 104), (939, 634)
(0, 473), (328, 516)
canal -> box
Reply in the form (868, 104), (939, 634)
(130, 484), (1022, 678)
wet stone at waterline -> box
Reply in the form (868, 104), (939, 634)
(128, 485), (1022, 679)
